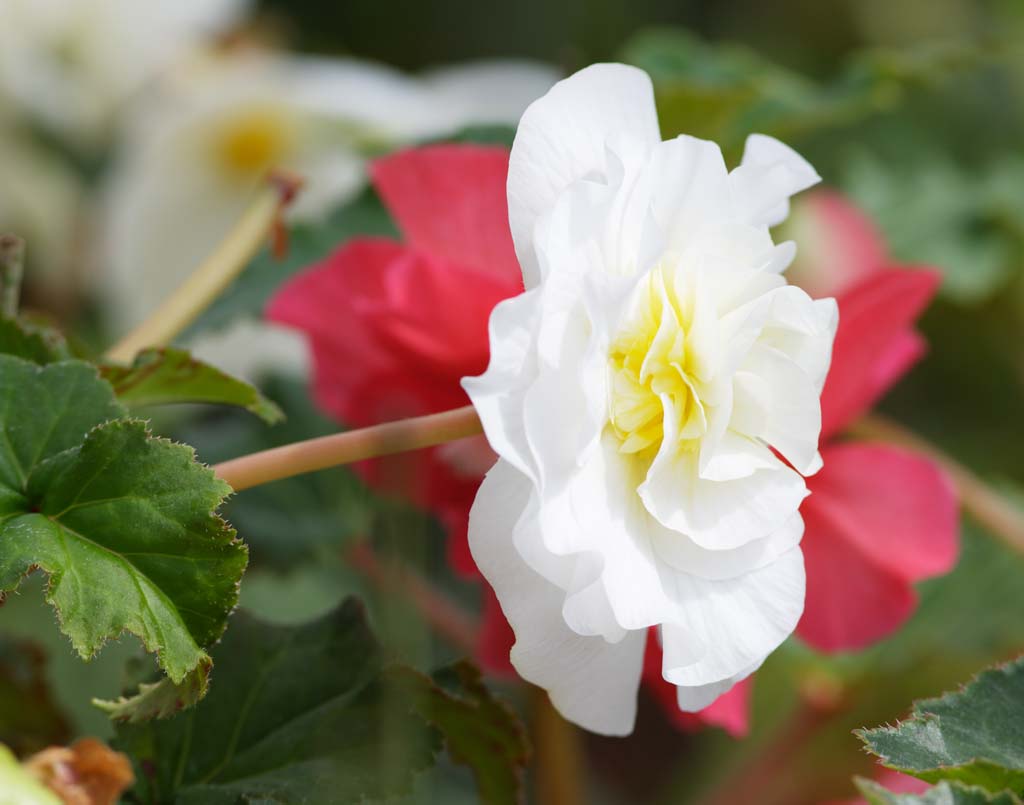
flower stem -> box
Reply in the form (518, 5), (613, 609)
(0, 235), (25, 318)
(532, 691), (587, 805)
(214, 405), (484, 492)
(851, 413), (1024, 554)
(104, 173), (301, 364)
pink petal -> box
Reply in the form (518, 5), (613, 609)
(371, 144), (523, 284)
(820, 268), (941, 439)
(798, 443), (959, 653)
(786, 190), (888, 299)
(698, 678), (752, 738)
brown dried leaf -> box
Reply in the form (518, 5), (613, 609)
(24, 739), (134, 805)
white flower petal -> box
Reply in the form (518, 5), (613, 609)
(508, 63), (660, 288)
(640, 395), (807, 548)
(675, 660), (762, 713)
(730, 134), (821, 227)
(462, 290), (542, 483)
(662, 546), (805, 686)
(470, 460), (645, 736)
(737, 343), (823, 475)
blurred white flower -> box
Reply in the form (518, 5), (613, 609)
(0, 0), (247, 146)
(0, 126), (82, 289)
(100, 51), (558, 377)
(464, 64), (837, 735)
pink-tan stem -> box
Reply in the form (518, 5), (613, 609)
(214, 405), (483, 492)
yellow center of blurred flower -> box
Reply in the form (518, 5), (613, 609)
(608, 264), (709, 458)
(213, 106), (295, 178)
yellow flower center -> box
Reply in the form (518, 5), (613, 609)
(608, 264), (709, 459)
(212, 106), (295, 178)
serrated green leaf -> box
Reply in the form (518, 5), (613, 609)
(857, 779), (1023, 804)
(388, 662), (529, 805)
(93, 660), (210, 724)
(0, 744), (60, 805)
(0, 356), (247, 686)
(101, 347), (283, 424)
(858, 656), (1024, 794)
(115, 600), (441, 804)
(188, 188), (397, 337)
(0, 318), (70, 365)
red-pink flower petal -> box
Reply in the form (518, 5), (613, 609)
(820, 268), (941, 439)
(786, 190), (888, 298)
(371, 144), (522, 284)
(797, 443), (958, 652)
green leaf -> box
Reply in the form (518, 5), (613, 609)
(0, 744), (61, 805)
(101, 347), (283, 424)
(188, 188), (397, 336)
(856, 779), (1023, 804)
(388, 661), (529, 805)
(0, 318), (70, 365)
(115, 601), (528, 805)
(114, 601), (440, 804)
(0, 355), (247, 687)
(858, 656), (1024, 794)
(93, 661), (210, 724)
(0, 638), (70, 756)
(622, 29), (991, 160)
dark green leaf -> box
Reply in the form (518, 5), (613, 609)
(0, 356), (247, 689)
(101, 347), (283, 424)
(115, 602), (528, 804)
(115, 601), (440, 804)
(0, 317), (70, 365)
(388, 662), (529, 805)
(858, 656), (1024, 794)
(188, 189), (397, 336)
(857, 779), (1023, 804)
(0, 637), (71, 756)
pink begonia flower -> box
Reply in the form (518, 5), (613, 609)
(269, 145), (957, 735)
(268, 144), (522, 666)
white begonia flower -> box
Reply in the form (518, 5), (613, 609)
(463, 64), (838, 736)
(0, 0), (247, 146)
(100, 51), (558, 380)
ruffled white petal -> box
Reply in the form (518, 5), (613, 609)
(661, 546), (805, 687)
(508, 63), (660, 288)
(462, 290), (542, 483)
(470, 460), (645, 736)
(729, 134), (821, 227)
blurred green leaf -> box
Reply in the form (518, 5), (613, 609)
(857, 779), (1023, 804)
(101, 347), (283, 423)
(622, 29), (993, 161)
(858, 656), (1024, 794)
(390, 662), (530, 805)
(0, 356), (247, 692)
(0, 638), (70, 757)
(115, 601), (527, 805)
(842, 152), (1022, 303)
(0, 318), (69, 365)
(188, 188), (397, 337)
